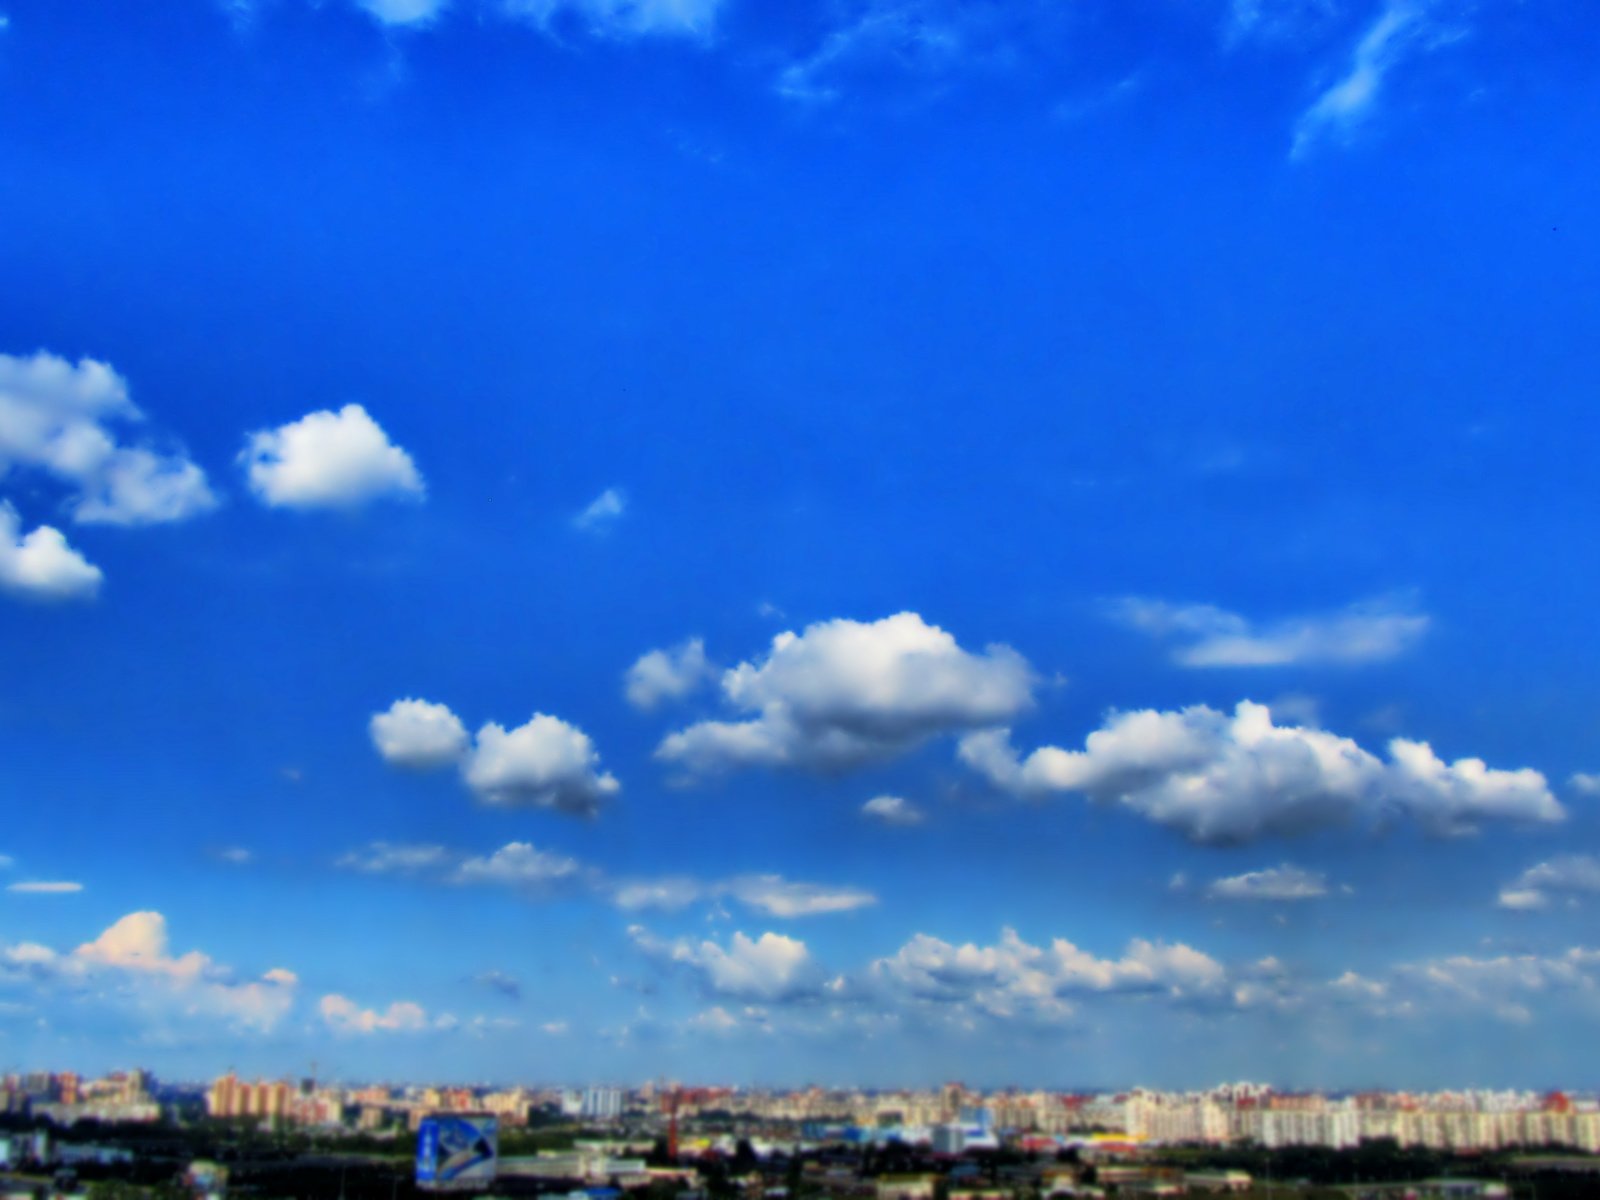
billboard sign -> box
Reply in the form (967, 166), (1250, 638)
(416, 1114), (498, 1190)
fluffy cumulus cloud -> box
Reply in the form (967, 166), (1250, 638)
(869, 927), (1227, 1026)
(0, 351), (214, 526)
(464, 714), (620, 815)
(369, 699), (620, 816)
(241, 404), (423, 509)
(369, 698), (470, 769)
(860, 794), (924, 826)
(625, 637), (713, 709)
(1108, 594), (1429, 668)
(1206, 863), (1331, 901)
(657, 612), (1034, 774)
(630, 926), (825, 1002)
(960, 700), (1562, 845)
(319, 993), (432, 1034)
(0, 503), (101, 602)
(1496, 855), (1600, 912)
(0, 911), (297, 1032)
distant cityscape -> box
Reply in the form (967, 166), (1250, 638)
(8, 1068), (1600, 1156)
(9, 1068), (1600, 1199)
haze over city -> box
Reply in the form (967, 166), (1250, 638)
(2, 0), (1599, 1095)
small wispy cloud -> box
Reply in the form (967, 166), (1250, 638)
(860, 795), (925, 826)
(776, 0), (1068, 107)
(337, 839), (875, 919)
(1107, 593), (1428, 669)
(1291, 0), (1461, 158)
(7, 882), (84, 895)
(575, 486), (627, 532)
(1496, 856), (1600, 912)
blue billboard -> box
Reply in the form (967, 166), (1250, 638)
(416, 1114), (498, 1191)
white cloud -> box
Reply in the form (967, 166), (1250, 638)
(502, 0), (723, 39)
(630, 926), (824, 1002)
(1206, 864), (1330, 901)
(870, 927), (1227, 1026)
(367, 701), (618, 815)
(686, 1005), (743, 1033)
(1496, 889), (1547, 912)
(0, 503), (101, 602)
(861, 794), (924, 826)
(213, 846), (254, 865)
(76, 912), (209, 978)
(609, 877), (706, 911)
(451, 841), (582, 889)
(6, 882), (82, 895)
(0, 351), (215, 526)
(960, 700), (1562, 845)
(540, 1019), (570, 1035)
(724, 875), (876, 918)
(338, 841), (454, 875)
(775, 0), (1064, 106)
(1569, 772), (1600, 796)
(370, 698), (470, 769)
(463, 713), (620, 815)
(352, 0), (448, 26)
(340, 839), (582, 892)
(340, 838), (872, 920)
(319, 993), (430, 1034)
(1291, 0), (1456, 158)
(574, 486), (627, 531)
(0, 911), (296, 1032)
(609, 872), (875, 918)
(1496, 855), (1600, 912)
(1359, 947), (1600, 1024)
(241, 404), (423, 509)
(625, 638), (713, 709)
(1108, 594), (1429, 668)
(657, 612), (1034, 774)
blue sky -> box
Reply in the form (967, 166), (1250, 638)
(1, 0), (1600, 1089)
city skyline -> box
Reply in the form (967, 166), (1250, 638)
(2, 0), (1600, 1088)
